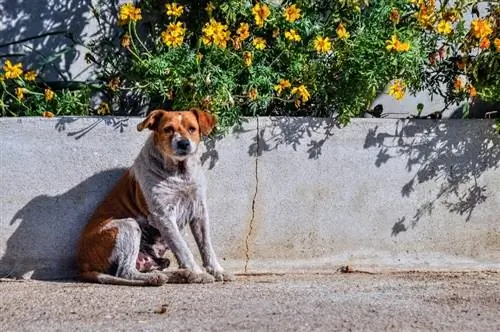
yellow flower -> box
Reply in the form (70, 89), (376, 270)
(243, 51), (253, 67)
(495, 38), (500, 52)
(437, 20), (453, 35)
(252, 3), (270, 27)
(283, 4), (301, 23)
(43, 111), (54, 118)
(252, 37), (266, 50)
(236, 22), (250, 41)
(120, 33), (131, 48)
(24, 71), (37, 81)
(479, 37), (490, 50)
(202, 19), (231, 48)
(97, 102), (110, 115)
(44, 88), (55, 101)
(291, 85), (310, 102)
(248, 88), (258, 100)
(205, 2), (215, 16)
(3, 60), (23, 79)
(165, 3), (183, 17)
(336, 23), (350, 40)
(313, 36), (332, 53)
(385, 34), (410, 52)
(16, 87), (25, 100)
(118, 3), (142, 25)
(470, 18), (492, 39)
(273, 79), (291, 95)
(388, 80), (406, 100)
(284, 29), (301, 42)
(161, 22), (186, 47)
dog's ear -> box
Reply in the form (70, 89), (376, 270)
(137, 110), (164, 132)
(191, 108), (216, 136)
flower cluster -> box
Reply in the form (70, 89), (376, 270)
(79, 0), (499, 128)
(0, 58), (72, 116)
(162, 22), (186, 47)
(118, 3), (142, 25)
(202, 19), (231, 48)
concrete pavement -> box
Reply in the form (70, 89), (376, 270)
(1, 272), (499, 331)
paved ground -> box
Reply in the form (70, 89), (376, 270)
(1, 272), (499, 331)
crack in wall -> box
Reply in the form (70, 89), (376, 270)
(244, 117), (259, 273)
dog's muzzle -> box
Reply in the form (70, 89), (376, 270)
(174, 138), (194, 156)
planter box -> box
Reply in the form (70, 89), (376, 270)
(0, 117), (499, 279)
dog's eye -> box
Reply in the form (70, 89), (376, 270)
(188, 126), (197, 134)
(163, 126), (174, 134)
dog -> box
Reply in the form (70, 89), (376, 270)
(77, 108), (233, 286)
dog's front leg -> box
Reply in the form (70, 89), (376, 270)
(150, 204), (214, 283)
(190, 206), (234, 282)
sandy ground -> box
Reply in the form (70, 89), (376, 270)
(1, 272), (499, 331)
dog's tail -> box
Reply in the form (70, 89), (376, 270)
(80, 270), (188, 286)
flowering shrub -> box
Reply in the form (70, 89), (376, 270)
(1, 0), (498, 128)
(0, 59), (92, 117)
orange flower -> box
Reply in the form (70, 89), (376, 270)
(470, 18), (493, 39)
(389, 8), (400, 24)
(479, 37), (490, 50)
(283, 4), (301, 23)
(120, 33), (131, 48)
(248, 88), (258, 100)
(252, 3), (270, 27)
(453, 76), (465, 90)
(236, 22), (250, 41)
(274, 79), (291, 95)
(467, 85), (477, 97)
(43, 111), (54, 118)
(495, 38), (500, 52)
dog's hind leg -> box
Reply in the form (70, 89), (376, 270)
(86, 218), (187, 286)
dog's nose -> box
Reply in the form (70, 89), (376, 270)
(176, 139), (191, 151)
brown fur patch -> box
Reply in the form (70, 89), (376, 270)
(77, 170), (149, 273)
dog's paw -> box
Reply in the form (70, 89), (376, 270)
(187, 271), (216, 284)
(206, 267), (235, 282)
(145, 272), (168, 286)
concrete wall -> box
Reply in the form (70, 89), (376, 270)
(0, 117), (499, 279)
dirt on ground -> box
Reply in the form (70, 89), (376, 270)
(1, 271), (499, 331)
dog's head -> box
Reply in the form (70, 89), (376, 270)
(137, 108), (216, 160)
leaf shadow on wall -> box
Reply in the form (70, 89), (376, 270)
(363, 119), (499, 236)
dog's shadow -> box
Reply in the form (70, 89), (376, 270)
(0, 168), (126, 280)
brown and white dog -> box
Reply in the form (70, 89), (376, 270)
(77, 109), (233, 286)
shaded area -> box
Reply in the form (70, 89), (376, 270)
(0, 0), (100, 81)
(247, 117), (339, 159)
(363, 119), (499, 233)
(55, 116), (130, 139)
(0, 168), (126, 279)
